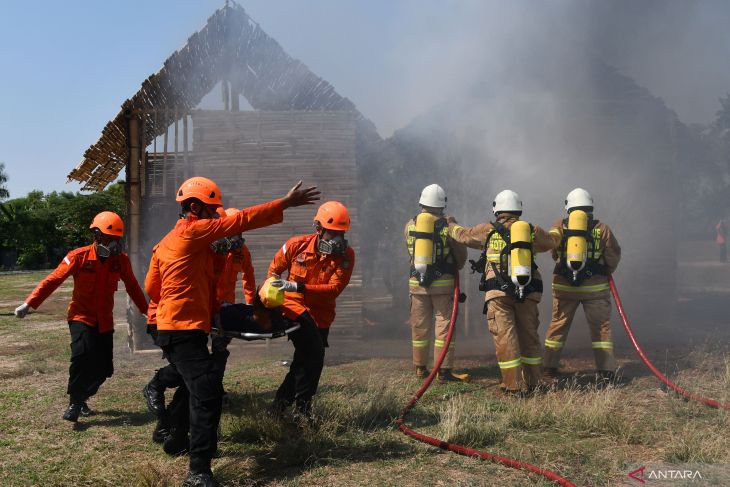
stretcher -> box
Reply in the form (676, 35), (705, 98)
(212, 303), (299, 341)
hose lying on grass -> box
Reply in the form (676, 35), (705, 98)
(609, 275), (730, 411)
(396, 271), (577, 487)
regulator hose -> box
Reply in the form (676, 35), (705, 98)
(608, 275), (730, 411)
(396, 271), (577, 487)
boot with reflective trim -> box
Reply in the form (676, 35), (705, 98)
(415, 365), (430, 379)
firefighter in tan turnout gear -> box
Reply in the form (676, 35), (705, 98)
(405, 184), (468, 382)
(543, 188), (621, 384)
(448, 190), (558, 394)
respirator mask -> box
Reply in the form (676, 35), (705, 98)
(210, 235), (245, 254)
(95, 233), (122, 258)
(317, 234), (348, 255)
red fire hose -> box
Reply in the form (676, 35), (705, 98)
(608, 275), (730, 411)
(396, 272), (577, 487)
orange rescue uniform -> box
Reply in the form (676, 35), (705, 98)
(152, 200), (284, 333)
(268, 233), (355, 328)
(216, 245), (256, 305)
(26, 244), (148, 333)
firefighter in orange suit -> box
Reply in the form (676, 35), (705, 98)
(543, 188), (621, 385)
(148, 176), (318, 487)
(14, 211), (148, 422)
(268, 201), (355, 421)
(405, 184), (468, 382)
(448, 190), (558, 395)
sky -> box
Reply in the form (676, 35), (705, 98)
(2, 0), (730, 197)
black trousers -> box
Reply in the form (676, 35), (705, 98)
(148, 325), (185, 391)
(156, 331), (223, 474)
(274, 313), (328, 412)
(67, 321), (114, 404)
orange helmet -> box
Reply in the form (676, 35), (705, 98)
(314, 201), (350, 231)
(224, 207), (239, 217)
(176, 176), (223, 206)
(89, 211), (124, 237)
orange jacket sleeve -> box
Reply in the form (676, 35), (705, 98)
(121, 254), (148, 315)
(144, 249), (162, 303)
(303, 249), (356, 300)
(268, 240), (294, 278)
(25, 252), (77, 309)
(240, 245), (257, 304)
(188, 199), (285, 247)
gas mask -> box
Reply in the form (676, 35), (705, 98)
(210, 235), (245, 254)
(317, 234), (348, 255)
(96, 239), (122, 258)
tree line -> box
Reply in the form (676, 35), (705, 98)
(0, 174), (125, 269)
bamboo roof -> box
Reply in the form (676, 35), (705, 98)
(67, 1), (379, 192)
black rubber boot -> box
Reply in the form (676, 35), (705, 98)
(143, 382), (166, 416)
(162, 431), (189, 456)
(181, 471), (220, 487)
(152, 417), (171, 444)
(415, 365), (430, 379)
(80, 402), (93, 417)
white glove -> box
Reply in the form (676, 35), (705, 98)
(15, 303), (33, 318)
(271, 279), (301, 292)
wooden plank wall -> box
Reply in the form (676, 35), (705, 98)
(141, 109), (362, 334)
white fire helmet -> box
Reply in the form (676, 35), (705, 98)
(565, 188), (593, 212)
(419, 184), (447, 209)
(492, 190), (522, 215)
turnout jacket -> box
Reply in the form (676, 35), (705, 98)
(26, 244), (148, 333)
(549, 218), (621, 298)
(448, 213), (558, 303)
(151, 200), (284, 334)
(268, 233), (355, 329)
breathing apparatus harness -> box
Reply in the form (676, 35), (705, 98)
(469, 220), (541, 302)
(408, 215), (455, 287)
(553, 217), (607, 285)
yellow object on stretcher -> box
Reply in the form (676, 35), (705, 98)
(566, 209), (588, 281)
(509, 221), (532, 298)
(259, 276), (285, 309)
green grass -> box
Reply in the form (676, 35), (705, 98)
(0, 271), (728, 486)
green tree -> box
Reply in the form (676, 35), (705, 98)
(0, 183), (125, 269)
(0, 162), (9, 200)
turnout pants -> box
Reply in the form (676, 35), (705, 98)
(544, 292), (616, 372)
(410, 293), (455, 369)
(157, 332), (224, 475)
(275, 313), (327, 414)
(486, 297), (542, 391)
(67, 321), (114, 403)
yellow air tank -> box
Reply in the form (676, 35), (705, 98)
(413, 212), (437, 284)
(509, 220), (532, 298)
(566, 210), (588, 281)
(259, 276), (285, 309)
